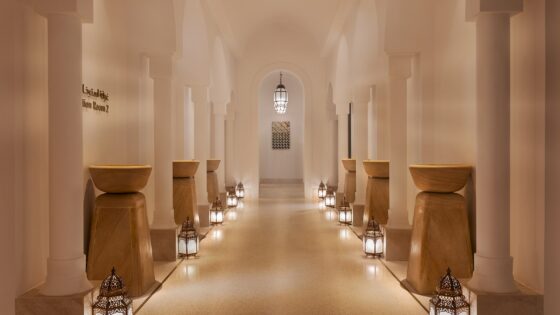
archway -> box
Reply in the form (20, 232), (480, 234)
(258, 70), (305, 198)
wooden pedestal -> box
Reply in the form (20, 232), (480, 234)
(207, 171), (219, 203)
(87, 193), (155, 297)
(173, 176), (197, 225)
(406, 192), (473, 294)
(365, 176), (389, 225)
(344, 171), (356, 203)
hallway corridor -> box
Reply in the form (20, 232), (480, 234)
(138, 200), (427, 315)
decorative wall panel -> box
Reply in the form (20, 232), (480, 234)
(272, 121), (290, 150)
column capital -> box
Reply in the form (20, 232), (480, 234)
(387, 54), (414, 80)
(149, 55), (174, 79)
(189, 85), (209, 105)
(335, 102), (350, 116)
(466, 0), (523, 21)
(31, 0), (93, 23)
(352, 85), (374, 105)
(213, 101), (228, 115)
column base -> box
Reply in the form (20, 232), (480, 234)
(40, 255), (92, 296)
(16, 287), (91, 315)
(198, 204), (210, 227)
(352, 204), (365, 227)
(468, 254), (518, 293)
(150, 226), (179, 262)
(384, 226), (411, 261)
(464, 281), (543, 315)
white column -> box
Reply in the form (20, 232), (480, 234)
(213, 102), (227, 192)
(192, 86), (210, 204)
(468, 2), (522, 293)
(336, 103), (349, 192)
(353, 100), (368, 205)
(150, 56), (176, 229)
(386, 55), (412, 229)
(225, 112), (236, 187)
(368, 86), (378, 159)
(184, 88), (195, 160)
(41, 12), (92, 296)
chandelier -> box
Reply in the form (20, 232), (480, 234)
(273, 72), (288, 114)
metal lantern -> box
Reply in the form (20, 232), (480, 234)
(429, 268), (471, 315)
(318, 181), (327, 199)
(178, 217), (198, 258)
(338, 197), (353, 225)
(226, 191), (238, 208)
(235, 182), (245, 199)
(273, 72), (288, 114)
(92, 268), (132, 315)
(209, 197), (225, 225)
(363, 219), (384, 257)
(325, 190), (336, 208)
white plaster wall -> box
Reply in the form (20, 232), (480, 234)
(259, 71), (304, 180)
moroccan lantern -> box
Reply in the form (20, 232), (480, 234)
(92, 268), (132, 315)
(363, 219), (384, 257)
(178, 217), (198, 258)
(429, 268), (471, 315)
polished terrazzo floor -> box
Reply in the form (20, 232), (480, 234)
(137, 199), (428, 315)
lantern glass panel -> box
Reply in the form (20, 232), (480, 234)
(235, 183), (245, 198)
(187, 237), (198, 255)
(178, 239), (187, 256)
(227, 194), (238, 207)
(325, 193), (336, 207)
(318, 182), (327, 199)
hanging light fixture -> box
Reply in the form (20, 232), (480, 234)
(325, 189), (336, 208)
(273, 72), (288, 114)
(318, 181), (327, 199)
(178, 217), (199, 258)
(338, 196), (353, 225)
(363, 219), (384, 258)
(209, 197), (225, 225)
(235, 182), (245, 199)
(92, 267), (132, 315)
(429, 268), (471, 315)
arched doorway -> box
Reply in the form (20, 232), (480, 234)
(258, 70), (305, 198)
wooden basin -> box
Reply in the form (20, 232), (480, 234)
(341, 159), (356, 172)
(89, 165), (152, 193)
(363, 160), (389, 178)
(409, 164), (472, 193)
(207, 159), (221, 172)
(173, 160), (199, 178)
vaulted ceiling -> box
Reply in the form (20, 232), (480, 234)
(205, 0), (356, 57)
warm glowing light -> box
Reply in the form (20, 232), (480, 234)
(178, 217), (199, 258)
(363, 219), (384, 258)
(209, 198), (225, 225)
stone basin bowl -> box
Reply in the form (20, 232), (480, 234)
(363, 160), (389, 178)
(341, 159), (356, 172)
(207, 159), (221, 172)
(173, 160), (199, 178)
(89, 165), (152, 193)
(409, 164), (472, 193)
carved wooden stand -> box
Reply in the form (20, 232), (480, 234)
(405, 164), (473, 295)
